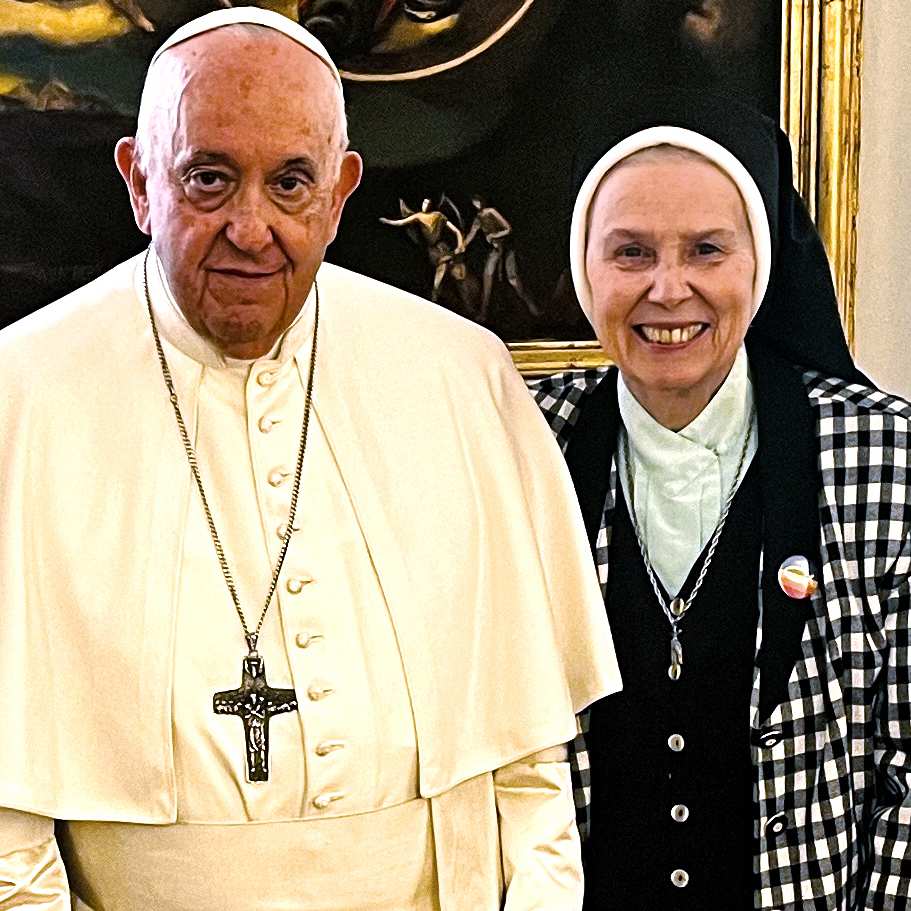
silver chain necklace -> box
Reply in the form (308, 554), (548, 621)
(142, 248), (318, 781)
(622, 408), (755, 682)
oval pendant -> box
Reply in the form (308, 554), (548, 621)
(668, 663), (682, 681)
(670, 597), (686, 617)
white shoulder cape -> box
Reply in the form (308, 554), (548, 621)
(0, 254), (620, 821)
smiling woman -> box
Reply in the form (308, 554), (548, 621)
(581, 145), (758, 429)
(531, 90), (911, 911)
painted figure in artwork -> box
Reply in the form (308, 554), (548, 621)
(379, 197), (473, 305)
(464, 195), (540, 320)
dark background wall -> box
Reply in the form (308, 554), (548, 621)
(0, 0), (780, 339)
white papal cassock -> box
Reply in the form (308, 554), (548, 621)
(0, 251), (621, 910)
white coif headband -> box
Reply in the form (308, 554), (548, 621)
(149, 7), (342, 87)
(569, 126), (772, 319)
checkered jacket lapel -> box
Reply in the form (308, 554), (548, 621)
(531, 366), (911, 909)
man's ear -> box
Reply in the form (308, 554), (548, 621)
(326, 150), (363, 242)
(115, 137), (152, 236)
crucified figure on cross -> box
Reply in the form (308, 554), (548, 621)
(213, 653), (298, 782)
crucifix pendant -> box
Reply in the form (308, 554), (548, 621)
(668, 627), (683, 682)
(213, 653), (298, 782)
(667, 599), (687, 682)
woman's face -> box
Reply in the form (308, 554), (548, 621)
(584, 151), (756, 428)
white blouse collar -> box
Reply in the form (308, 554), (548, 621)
(618, 345), (754, 484)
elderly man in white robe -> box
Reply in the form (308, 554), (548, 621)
(0, 9), (620, 911)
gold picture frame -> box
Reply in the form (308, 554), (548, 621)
(510, 0), (865, 376)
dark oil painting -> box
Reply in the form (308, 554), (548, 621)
(0, 1), (780, 341)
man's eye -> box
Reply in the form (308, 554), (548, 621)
(274, 175), (309, 195)
(695, 242), (722, 256)
(617, 245), (647, 259)
(186, 170), (228, 191)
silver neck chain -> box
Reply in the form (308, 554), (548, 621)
(142, 248), (318, 656)
(621, 407), (755, 679)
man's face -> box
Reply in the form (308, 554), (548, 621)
(584, 152), (756, 427)
(118, 29), (361, 358)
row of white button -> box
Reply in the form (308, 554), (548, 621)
(663, 731), (792, 891)
(308, 700), (346, 811)
(668, 733), (688, 887)
(254, 367), (343, 815)
(303, 655), (344, 811)
(760, 725), (787, 907)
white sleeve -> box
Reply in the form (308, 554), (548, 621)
(494, 744), (583, 911)
(0, 808), (70, 910)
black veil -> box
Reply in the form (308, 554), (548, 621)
(572, 88), (866, 384)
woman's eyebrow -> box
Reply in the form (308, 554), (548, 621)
(686, 227), (740, 241)
(598, 228), (652, 245)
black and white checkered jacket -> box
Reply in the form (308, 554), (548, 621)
(532, 359), (911, 910)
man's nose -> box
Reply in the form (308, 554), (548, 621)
(224, 191), (274, 254)
(648, 258), (691, 306)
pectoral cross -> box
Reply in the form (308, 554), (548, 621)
(667, 597), (687, 682)
(213, 654), (298, 782)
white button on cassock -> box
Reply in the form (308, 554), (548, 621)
(257, 370), (277, 387)
(315, 740), (345, 756)
(286, 575), (314, 594)
(295, 632), (323, 649)
(671, 869), (690, 888)
(268, 468), (291, 487)
(307, 682), (334, 701)
(276, 521), (301, 539)
(258, 415), (280, 433)
(312, 792), (345, 810)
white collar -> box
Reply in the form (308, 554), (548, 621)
(618, 345), (754, 483)
(145, 246), (316, 370)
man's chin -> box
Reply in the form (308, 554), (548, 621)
(206, 315), (277, 358)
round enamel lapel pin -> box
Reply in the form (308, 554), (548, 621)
(777, 555), (819, 600)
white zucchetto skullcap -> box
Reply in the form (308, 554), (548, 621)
(149, 6), (341, 87)
(569, 126), (772, 320)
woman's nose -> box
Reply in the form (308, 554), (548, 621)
(648, 259), (692, 306)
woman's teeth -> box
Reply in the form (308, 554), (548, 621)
(640, 324), (703, 345)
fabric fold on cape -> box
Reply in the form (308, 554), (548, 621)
(0, 253), (621, 820)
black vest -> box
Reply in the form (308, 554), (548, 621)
(582, 467), (761, 910)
